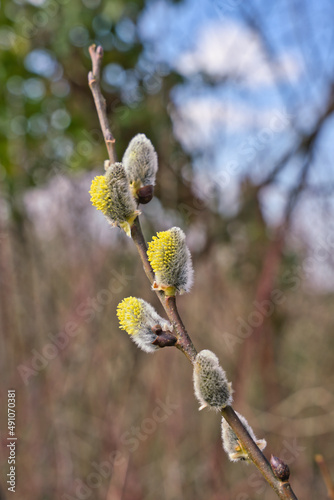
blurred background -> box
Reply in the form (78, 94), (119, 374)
(1, 0), (334, 498)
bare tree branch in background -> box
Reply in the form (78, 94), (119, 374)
(316, 455), (334, 500)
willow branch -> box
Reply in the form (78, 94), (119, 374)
(131, 217), (298, 499)
(222, 406), (297, 499)
(88, 46), (299, 500)
(130, 217), (197, 363)
(88, 45), (116, 164)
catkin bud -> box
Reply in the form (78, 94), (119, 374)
(221, 412), (267, 462)
(193, 350), (233, 411)
(122, 134), (158, 202)
(147, 227), (193, 295)
(89, 162), (139, 237)
(270, 455), (290, 481)
(116, 297), (172, 353)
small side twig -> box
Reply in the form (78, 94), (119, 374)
(88, 44), (116, 164)
(152, 327), (177, 348)
(88, 44), (299, 500)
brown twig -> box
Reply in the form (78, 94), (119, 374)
(222, 407), (297, 499)
(165, 295), (197, 362)
(88, 44), (299, 500)
(315, 454), (334, 500)
(152, 328), (177, 348)
(88, 44), (117, 164)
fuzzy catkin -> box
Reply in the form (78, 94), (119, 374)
(193, 350), (233, 411)
(147, 227), (193, 295)
(122, 134), (158, 191)
(89, 162), (138, 236)
(221, 412), (267, 462)
(117, 297), (171, 353)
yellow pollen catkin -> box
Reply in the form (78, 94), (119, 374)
(116, 297), (143, 336)
(89, 164), (139, 236)
(146, 227), (193, 294)
(89, 175), (112, 215)
(147, 231), (177, 274)
(116, 296), (171, 353)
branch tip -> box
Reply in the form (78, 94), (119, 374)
(88, 43), (96, 54)
(88, 42), (116, 163)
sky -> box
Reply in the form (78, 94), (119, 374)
(16, 0), (334, 289)
(140, 0), (334, 239)
(136, 0), (334, 291)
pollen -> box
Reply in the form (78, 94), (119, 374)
(117, 297), (143, 336)
(147, 231), (177, 274)
(89, 163), (139, 236)
(146, 227), (193, 294)
(116, 296), (172, 353)
(89, 175), (112, 215)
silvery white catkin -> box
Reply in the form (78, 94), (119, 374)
(221, 412), (267, 462)
(193, 350), (233, 411)
(122, 134), (158, 189)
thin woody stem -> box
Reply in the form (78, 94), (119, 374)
(88, 46), (299, 500)
(88, 45), (117, 164)
(164, 295), (197, 362)
(130, 217), (155, 285)
(222, 406), (298, 500)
